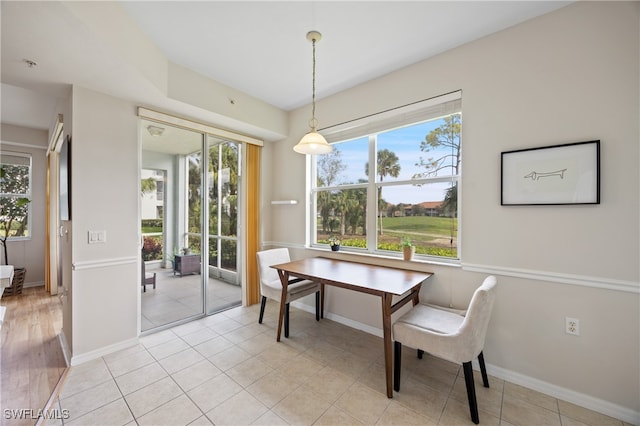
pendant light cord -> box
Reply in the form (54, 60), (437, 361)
(311, 37), (317, 129)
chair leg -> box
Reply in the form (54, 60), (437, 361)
(417, 349), (424, 359)
(284, 303), (290, 338)
(315, 291), (320, 321)
(143, 284), (146, 293)
(463, 361), (480, 424)
(393, 341), (402, 391)
(478, 351), (490, 388)
(258, 296), (267, 324)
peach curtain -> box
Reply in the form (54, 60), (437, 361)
(245, 143), (261, 306)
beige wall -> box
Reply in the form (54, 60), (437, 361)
(68, 86), (139, 360)
(264, 1), (639, 419)
(0, 124), (48, 286)
(18, 0), (636, 421)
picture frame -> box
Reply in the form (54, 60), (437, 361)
(501, 140), (600, 205)
(59, 134), (72, 220)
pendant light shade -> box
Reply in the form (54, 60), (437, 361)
(294, 130), (332, 154)
(293, 31), (333, 155)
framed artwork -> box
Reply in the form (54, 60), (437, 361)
(501, 140), (600, 205)
(59, 134), (71, 220)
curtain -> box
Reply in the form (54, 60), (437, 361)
(245, 143), (261, 305)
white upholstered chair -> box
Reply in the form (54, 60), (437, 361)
(256, 248), (324, 337)
(393, 276), (497, 424)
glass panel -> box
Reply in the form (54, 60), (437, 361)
(315, 187), (367, 249)
(377, 182), (458, 258)
(187, 151), (202, 247)
(317, 137), (368, 187)
(221, 239), (237, 271)
(206, 137), (241, 315)
(141, 120), (205, 332)
(0, 153), (31, 239)
(220, 144), (238, 237)
(377, 115), (461, 183)
(0, 156), (30, 195)
(141, 169), (165, 262)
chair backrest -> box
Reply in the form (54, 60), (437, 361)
(256, 248), (291, 290)
(141, 259), (146, 281)
(456, 276), (497, 361)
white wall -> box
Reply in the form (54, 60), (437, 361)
(264, 2), (639, 421)
(69, 86), (139, 360)
(0, 124), (48, 286)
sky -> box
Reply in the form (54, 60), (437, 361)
(325, 117), (457, 205)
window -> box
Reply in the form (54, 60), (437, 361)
(0, 152), (32, 240)
(310, 92), (461, 260)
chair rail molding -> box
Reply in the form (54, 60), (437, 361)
(462, 262), (639, 294)
(72, 256), (138, 271)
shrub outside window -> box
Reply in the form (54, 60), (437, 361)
(310, 92), (461, 261)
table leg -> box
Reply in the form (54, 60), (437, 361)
(381, 292), (394, 398)
(412, 283), (422, 306)
(276, 270), (289, 342)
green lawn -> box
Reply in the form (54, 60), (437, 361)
(380, 215), (457, 237)
(320, 215), (458, 257)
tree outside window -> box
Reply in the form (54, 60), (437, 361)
(312, 110), (461, 260)
(0, 152), (31, 265)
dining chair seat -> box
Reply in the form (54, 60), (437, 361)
(393, 276), (497, 424)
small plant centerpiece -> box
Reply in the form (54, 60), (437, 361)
(329, 235), (341, 251)
(401, 236), (415, 261)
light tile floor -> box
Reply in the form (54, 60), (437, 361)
(142, 268), (242, 331)
(49, 301), (630, 426)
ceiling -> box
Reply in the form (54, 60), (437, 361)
(1, 1), (570, 134)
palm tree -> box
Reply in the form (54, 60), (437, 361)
(366, 149), (401, 235)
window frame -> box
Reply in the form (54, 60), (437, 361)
(308, 92), (461, 262)
(0, 151), (33, 241)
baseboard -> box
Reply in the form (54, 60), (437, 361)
(290, 300), (639, 424)
(69, 337), (139, 366)
(291, 300), (384, 338)
(486, 364), (639, 425)
(24, 281), (45, 289)
(57, 332), (71, 367)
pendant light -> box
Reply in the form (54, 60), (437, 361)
(293, 31), (333, 155)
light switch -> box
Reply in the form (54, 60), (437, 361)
(88, 230), (106, 244)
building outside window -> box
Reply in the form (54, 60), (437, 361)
(310, 91), (461, 261)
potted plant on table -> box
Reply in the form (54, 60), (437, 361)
(401, 236), (415, 261)
(329, 235), (341, 251)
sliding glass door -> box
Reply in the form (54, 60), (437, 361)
(140, 120), (242, 332)
(206, 137), (242, 314)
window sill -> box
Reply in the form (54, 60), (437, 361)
(306, 245), (461, 270)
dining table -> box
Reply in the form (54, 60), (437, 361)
(271, 256), (433, 398)
(0, 265), (14, 325)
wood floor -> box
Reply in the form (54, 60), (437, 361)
(1, 286), (67, 426)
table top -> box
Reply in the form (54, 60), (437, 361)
(272, 257), (432, 296)
(0, 265), (14, 289)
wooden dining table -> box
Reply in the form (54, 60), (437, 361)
(271, 256), (433, 398)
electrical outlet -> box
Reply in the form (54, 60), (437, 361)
(565, 317), (580, 336)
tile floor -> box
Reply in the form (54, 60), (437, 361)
(49, 301), (629, 426)
(141, 268), (242, 331)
